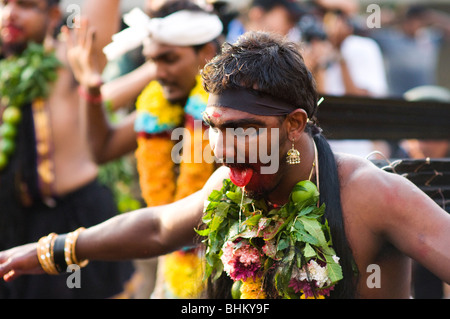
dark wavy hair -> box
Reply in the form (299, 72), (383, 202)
(201, 31), (357, 298)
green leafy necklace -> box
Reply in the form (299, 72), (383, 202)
(0, 43), (61, 171)
(198, 173), (343, 299)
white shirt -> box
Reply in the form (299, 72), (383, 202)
(325, 35), (388, 97)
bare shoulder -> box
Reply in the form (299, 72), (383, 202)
(335, 153), (435, 226)
(335, 153), (450, 284)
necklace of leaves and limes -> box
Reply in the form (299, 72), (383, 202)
(0, 43), (61, 171)
(199, 178), (343, 299)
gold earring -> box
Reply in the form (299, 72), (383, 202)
(286, 139), (301, 164)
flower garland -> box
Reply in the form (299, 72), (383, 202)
(162, 248), (206, 298)
(198, 179), (343, 299)
(0, 43), (60, 171)
(134, 76), (213, 298)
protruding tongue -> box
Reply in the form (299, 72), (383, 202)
(229, 167), (254, 187)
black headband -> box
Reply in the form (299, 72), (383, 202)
(207, 88), (297, 116)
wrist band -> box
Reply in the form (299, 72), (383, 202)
(36, 228), (89, 275)
(52, 234), (67, 273)
(78, 85), (103, 104)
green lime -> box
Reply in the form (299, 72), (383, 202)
(0, 152), (8, 170)
(2, 106), (22, 124)
(0, 138), (15, 155)
(290, 180), (319, 204)
(0, 123), (18, 139)
(231, 280), (242, 299)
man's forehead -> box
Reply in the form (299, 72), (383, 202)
(143, 39), (185, 58)
(203, 105), (272, 127)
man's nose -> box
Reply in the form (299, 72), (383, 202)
(1, 2), (19, 22)
(154, 63), (169, 81)
(209, 129), (236, 164)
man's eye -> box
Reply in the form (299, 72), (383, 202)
(233, 127), (259, 137)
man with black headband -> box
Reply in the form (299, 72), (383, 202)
(1, 31), (450, 299)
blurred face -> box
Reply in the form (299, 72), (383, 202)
(143, 39), (207, 103)
(255, 5), (297, 36)
(203, 105), (290, 199)
(0, 0), (54, 54)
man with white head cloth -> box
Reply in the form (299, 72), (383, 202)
(66, 0), (223, 298)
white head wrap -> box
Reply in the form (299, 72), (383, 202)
(103, 8), (223, 61)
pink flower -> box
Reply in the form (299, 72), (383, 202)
(288, 278), (335, 298)
(221, 240), (261, 281)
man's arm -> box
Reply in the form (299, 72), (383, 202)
(380, 172), (450, 283)
(351, 160), (450, 284)
(101, 61), (156, 111)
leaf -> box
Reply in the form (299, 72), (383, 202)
(277, 238), (289, 251)
(195, 228), (210, 236)
(301, 217), (328, 248)
(243, 214), (262, 226)
(303, 243), (316, 258)
(325, 255), (343, 283)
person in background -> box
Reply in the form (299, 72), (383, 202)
(0, 0), (134, 298)
(371, 5), (450, 98)
(225, 0), (304, 43)
(66, 0), (223, 298)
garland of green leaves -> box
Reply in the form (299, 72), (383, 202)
(197, 179), (343, 299)
(0, 43), (61, 171)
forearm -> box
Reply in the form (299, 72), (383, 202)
(75, 208), (165, 261)
(79, 85), (137, 164)
(102, 61), (156, 111)
(79, 85), (115, 162)
(75, 193), (205, 262)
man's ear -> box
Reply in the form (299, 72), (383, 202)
(285, 109), (308, 141)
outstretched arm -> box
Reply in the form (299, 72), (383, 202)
(0, 166), (228, 281)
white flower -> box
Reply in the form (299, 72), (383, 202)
(332, 255), (340, 264)
(291, 259), (331, 288)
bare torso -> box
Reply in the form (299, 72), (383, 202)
(35, 44), (98, 196)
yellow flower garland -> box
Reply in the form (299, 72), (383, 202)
(163, 250), (206, 298)
(240, 277), (267, 299)
(134, 77), (214, 298)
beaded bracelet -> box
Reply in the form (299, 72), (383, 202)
(36, 227), (89, 275)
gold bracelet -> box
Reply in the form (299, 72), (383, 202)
(36, 233), (59, 275)
(66, 227), (89, 268)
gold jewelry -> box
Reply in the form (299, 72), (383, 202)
(65, 227), (89, 268)
(286, 139), (301, 165)
(37, 233), (59, 275)
(36, 228), (89, 275)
